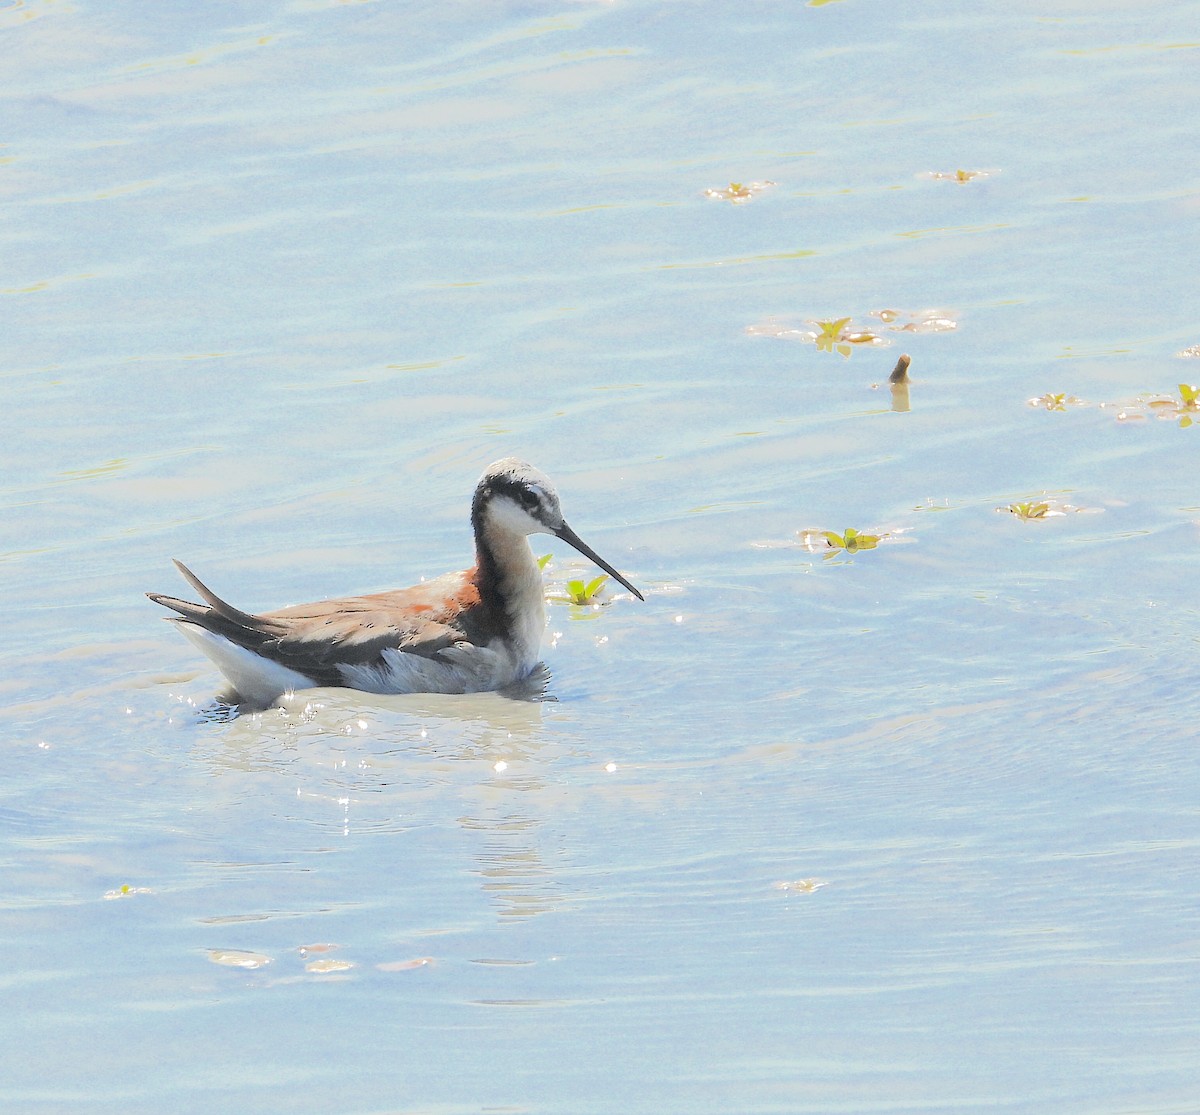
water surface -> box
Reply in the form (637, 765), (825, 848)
(3, 2), (1199, 1112)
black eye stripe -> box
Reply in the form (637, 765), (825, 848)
(488, 475), (543, 512)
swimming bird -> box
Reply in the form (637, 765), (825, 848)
(147, 458), (643, 706)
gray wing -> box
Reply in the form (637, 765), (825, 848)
(147, 559), (491, 688)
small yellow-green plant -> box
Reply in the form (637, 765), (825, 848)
(1008, 501), (1051, 520)
(813, 317), (853, 356)
(543, 556), (612, 602)
(820, 527), (880, 552)
(1028, 392), (1086, 411)
(552, 575), (610, 605)
(705, 180), (775, 203)
(103, 883), (152, 900)
(929, 169), (986, 183)
(1172, 384), (1200, 427)
(810, 317), (885, 356)
(1140, 385), (1200, 426)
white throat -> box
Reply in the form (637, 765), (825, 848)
(479, 519), (547, 663)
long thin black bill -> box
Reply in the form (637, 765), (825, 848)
(554, 521), (645, 602)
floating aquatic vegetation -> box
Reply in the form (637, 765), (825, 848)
(540, 551), (617, 601)
(818, 527), (879, 552)
(774, 879), (828, 893)
(306, 958), (354, 974)
(1027, 392), (1085, 411)
(1007, 501), (1053, 520)
(748, 310), (954, 356)
(1028, 384), (1198, 425)
(1144, 383), (1200, 427)
(207, 949), (272, 970)
(797, 527), (885, 554)
(752, 526), (909, 559)
(813, 317), (851, 341)
(816, 317), (888, 355)
(1000, 497), (1090, 520)
(1178, 345), (1200, 358)
(103, 884), (152, 900)
(814, 317), (855, 357)
(1084, 383), (1200, 426)
(745, 315), (888, 357)
(925, 168), (993, 183)
(704, 180), (775, 203)
(870, 308), (958, 334)
(550, 574), (610, 605)
(743, 318), (815, 342)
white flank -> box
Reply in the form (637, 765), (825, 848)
(176, 623), (316, 706)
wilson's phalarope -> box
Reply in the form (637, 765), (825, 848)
(147, 458), (643, 706)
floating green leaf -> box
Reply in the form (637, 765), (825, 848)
(1027, 392), (1086, 410)
(550, 574), (610, 605)
(815, 317), (851, 341)
(1118, 386), (1200, 426)
(103, 883), (152, 900)
(704, 180), (775, 203)
(821, 527), (880, 552)
(569, 575), (609, 604)
(1008, 501), (1051, 520)
(928, 169), (990, 183)
(813, 317), (853, 357)
(774, 878), (828, 893)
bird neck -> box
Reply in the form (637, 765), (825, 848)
(472, 511), (547, 639)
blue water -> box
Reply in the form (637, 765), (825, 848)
(3, 1), (1199, 1112)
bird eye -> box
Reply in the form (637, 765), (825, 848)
(519, 488), (540, 511)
